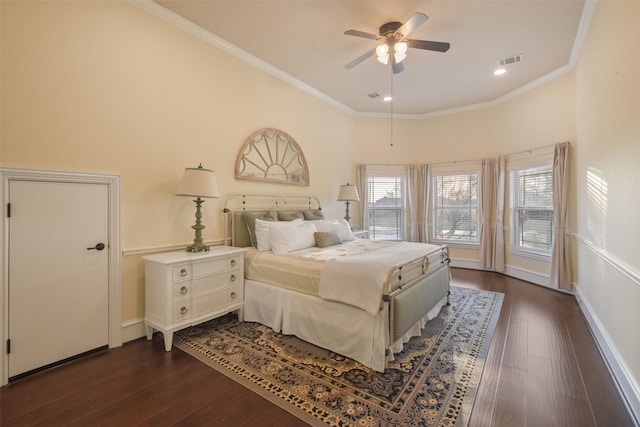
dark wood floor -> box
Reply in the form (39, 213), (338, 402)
(1, 268), (635, 426)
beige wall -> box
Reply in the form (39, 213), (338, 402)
(574, 0), (640, 411)
(1, 1), (356, 321)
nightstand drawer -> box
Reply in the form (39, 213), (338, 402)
(192, 273), (227, 294)
(228, 269), (241, 285)
(172, 283), (191, 299)
(193, 289), (227, 316)
(193, 256), (241, 277)
(228, 285), (243, 304)
(172, 300), (191, 322)
(172, 264), (191, 282)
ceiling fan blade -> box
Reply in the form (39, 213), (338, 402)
(391, 52), (404, 74)
(396, 12), (429, 37)
(345, 48), (376, 69)
(407, 39), (450, 52)
(344, 29), (379, 40)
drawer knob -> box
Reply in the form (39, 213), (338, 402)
(230, 259), (236, 267)
(180, 306), (188, 315)
(180, 268), (188, 277)
(230, 291), (236, 299)
(230, 274), (236, 282)
(180, 286), (188, 295)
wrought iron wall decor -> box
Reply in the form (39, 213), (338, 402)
(235, 128), (309, 186)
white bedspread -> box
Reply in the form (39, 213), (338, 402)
(318, 241), (441, 315)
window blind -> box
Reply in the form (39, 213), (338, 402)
(433, 173), (479, 242)
(511, 165), (554, 252)
(368, 176), (405, 240)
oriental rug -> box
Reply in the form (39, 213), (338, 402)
(174, 285), (503, 427)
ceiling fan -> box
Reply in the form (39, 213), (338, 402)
(344, 12), (450, 74)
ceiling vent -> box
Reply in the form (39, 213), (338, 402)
(365, 92), (381, 99)
(499, 54), (523, 66)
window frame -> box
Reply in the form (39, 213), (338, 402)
(366, 173), (407, 241)
(508, 163), (554, 258)
(431, 171), (480, 246)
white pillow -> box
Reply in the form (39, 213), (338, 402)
(307, 219), (355, 241)
(255, 218), (303, 251)
(307, 219), (339, 231)
(336, 219), (356, 241)
(270, 222), (317, 255)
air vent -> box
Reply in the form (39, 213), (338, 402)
(499, 54), (523, 66)
(365, 92), (381, 99)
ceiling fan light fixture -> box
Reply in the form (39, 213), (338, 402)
(394, 41), (408, 55)
(376, 43), (390, 64)
(344, 13), (450, 73)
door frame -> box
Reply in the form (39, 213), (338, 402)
(0, 167), (122, 385)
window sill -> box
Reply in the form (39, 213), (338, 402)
(431, 239), (479, 249)
(508, 247), (551, 262)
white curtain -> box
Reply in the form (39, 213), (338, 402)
(406, 165), (419, 241)
(356, 164), (368, 231)
(418, 164), (430, 242)
(550, 142), (571, 289)
(479, 157), (506, 272)
(493, 158), (506, 272)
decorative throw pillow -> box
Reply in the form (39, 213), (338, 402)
(270, 222), (317, 255)
(302, 209), (324, 220)
(314, 231), (342, 248)
(242, 210), (277, 248)
(255, 218), (303, 251)
(277, 210), (304, 221)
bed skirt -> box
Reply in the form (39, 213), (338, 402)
(243, 279), (447, 372)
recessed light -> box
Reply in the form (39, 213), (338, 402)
(493, 68), (507, 76)
(383, 96), (392, 102)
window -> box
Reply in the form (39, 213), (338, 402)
(433, 173), (479, 243)
(510, 165), (553, 254)
(367, 176), (405, 240)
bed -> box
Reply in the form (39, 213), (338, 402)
(223, 195), (450, 372)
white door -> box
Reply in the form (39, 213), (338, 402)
(8, 180), (109, 378)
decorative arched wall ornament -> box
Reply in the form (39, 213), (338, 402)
(235, 128), (309, 186)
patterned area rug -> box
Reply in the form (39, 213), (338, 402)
(174, 285), (503, 427)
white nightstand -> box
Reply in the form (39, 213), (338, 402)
(352, 229), (370, 239)
(143, 246), (245, 351)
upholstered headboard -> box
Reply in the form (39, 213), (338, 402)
(223, 195), (322, 248)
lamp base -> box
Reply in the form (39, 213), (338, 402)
(343, 200), (351, 224)
(185, 242), (210, 252)
(185, 197), (210, 252)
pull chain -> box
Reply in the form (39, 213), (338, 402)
(390, 71), (394, 147)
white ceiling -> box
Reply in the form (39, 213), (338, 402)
(151, 0), (588, 117)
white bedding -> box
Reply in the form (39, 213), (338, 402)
(319, 241), (442, 315)
(245, 239), (442, 312)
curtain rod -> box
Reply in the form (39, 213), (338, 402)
(416, 142), (563, 168)
(361, 142), (564, 169)
(505, 142), (561, 158)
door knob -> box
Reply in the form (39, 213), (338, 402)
(87, 243), (106, 251)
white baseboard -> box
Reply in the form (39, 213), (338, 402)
(122, 318), (147, 343)
(504, 265), (550, 287)
(448, 257), (479, 270)
(576, 288), (640, 426)
(449, 258), (551, 288)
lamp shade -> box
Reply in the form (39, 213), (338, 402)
(337, 183), (360, 202)
(176, 165), (219, 198)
